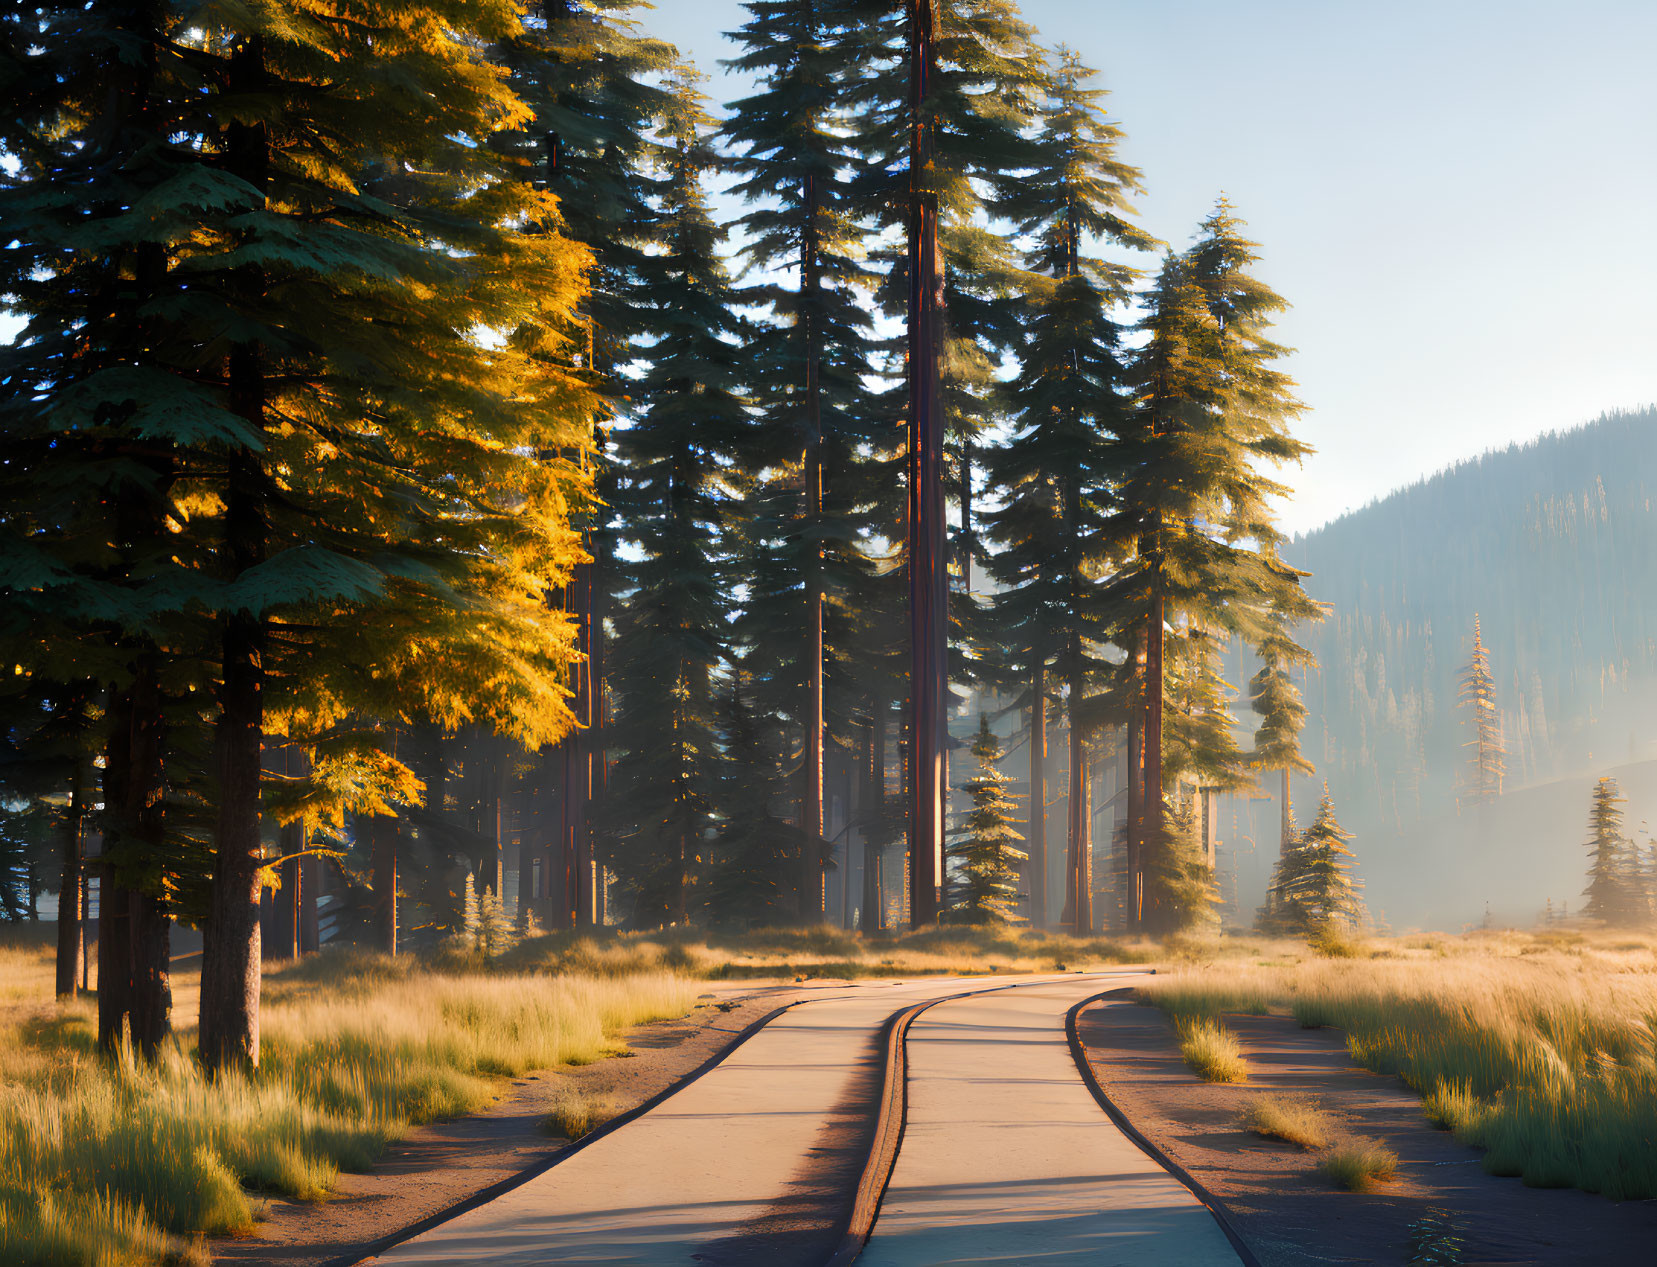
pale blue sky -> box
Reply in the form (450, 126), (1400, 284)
(650, 0), (1657, 534)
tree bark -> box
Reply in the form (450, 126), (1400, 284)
(906, 0), (944, 928)
(1126, 693), (1144, 929)
(198, 36), (269, 1071)
(862, 702), (887, 932)
(56, 758), (86, 998)
(1067, 677), (1091, 934)
(371, 812), (398, 955)
(1143, 595), (1166, 931)
(1027, 660), (1047, 927)
(560, 562), (593, 927)
(798, 163), (827, 924)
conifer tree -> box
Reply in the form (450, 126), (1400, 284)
(1103, 202), (1316, 932)
(723, 0), (884, 919)
(1, 2), (598, 1067)
(1458, 614), (1506, 803)
(980, 48), (1151, 931)
(603, 69), (747, 927)
(1140, 795), (1217, 935)
(704, 677), (805, 928)
(1583, 776), (1639, 925)
(840, 0), (1050, 926)
(492, 0), (674, 928)
(1277, 789), (1365, 932)
(945, 715), (1025, 923)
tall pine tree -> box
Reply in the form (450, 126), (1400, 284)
(604, 69), (749, 927)
(982, 48), (1152, 931)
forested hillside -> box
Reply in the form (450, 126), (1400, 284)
(1227, 409), (1657, 926)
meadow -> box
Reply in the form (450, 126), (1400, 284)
(1138, 928), (1657, 1199)
(0, 922), (1152, 1265)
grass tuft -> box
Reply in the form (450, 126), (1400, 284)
(541, 1087), (620, 1141)
(1240, 1094), (1333, 1149)
(1175, 1017), (1248, 1083)
(1320, 1137), (1399, 1190)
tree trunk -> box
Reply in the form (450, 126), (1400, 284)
(560, 562), (593, 928)
(1142, 595), (1166, 931)
(906, 0), (944, 928)
(1027, 661), (1048, 927)
(96, 871), (132, 1051)
(198, 35), (269, 1073)
(128, 888), (172, 1058)
(56, 759), (85, 998)
(371, 812), (398, 955)
(1126, 697), (1144, 929)
(585, 531), (610, 928)
(1067, 672), (1091, 934)
(1281, 766), (1293, 848)
(862, 703), (887, 932)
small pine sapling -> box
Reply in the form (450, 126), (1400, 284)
(944, 715), (1027, 925)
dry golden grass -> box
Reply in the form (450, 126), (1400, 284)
(1240, 1094), (1334, 1149)
(0, 935), (697, 1266)
(541, 1086), (621, 1140)
(1320, 1137), (1399, 1190)
(1138, 928), (1657, 1198)
(1175, 1017), (1249, 1083)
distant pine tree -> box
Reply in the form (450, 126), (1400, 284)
(1277, 789), (1366, 933)
(1583, 777), (1641, 926)
(603, 69), (747, 928)
(1141, 795), (1218, 936)
(704, 678), (804, 929)
(460, 873), (481, 947)
(1457, 614), (1506, 803)
(945, 716), (1026, 924)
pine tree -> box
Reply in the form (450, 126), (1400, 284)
(1140, 795), (1218, 935)
(1276, 789), (1365, 933)
(841, 0), (1049, 926)
(1103, 201), (1316, 932)
(980, 47), (1152, 931)
(492, 1), (675, 929)
(704, 677), (805, 928)
(723, 0), (885, 920)
(1247, 592), (1318, 925)
(945, 715), (1026, 924)
(1583, 777), (1640, 926)
(603, 68), (747, 928)
(477, 886), (516, 958)
(1, 2), (598, 1067)
(1458, 614), (1506, 803)
(460, 872), (482, 948)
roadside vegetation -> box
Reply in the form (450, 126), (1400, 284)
(0, 931), (698, 1266)
(1175, 1017), (1249, 1083)
(1320, 1137), (1399, 1190)
(1138, 926), (1657, 1199)
(0, 922), (1152, 1265)
(1240, 1094), (1334, 1149)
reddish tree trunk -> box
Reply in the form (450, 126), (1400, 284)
(1027, 660), (1048, 926)
(55, 760), (85, 999)
(906, 0), (944, 928)
(198, 37), (269, 1071)
(1143, 596), (1166, 931)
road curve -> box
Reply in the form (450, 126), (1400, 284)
(363, 975), (1072, 1267)
(854, 975), (1242, 1266)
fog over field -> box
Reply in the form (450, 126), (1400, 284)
(1214, 409), (1657, 929)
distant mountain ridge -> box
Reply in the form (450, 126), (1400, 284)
(1222, 407), (1657, 927)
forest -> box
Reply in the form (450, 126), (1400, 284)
(0, 0), (1321, 1068)
(1215, 409), (1657, 928)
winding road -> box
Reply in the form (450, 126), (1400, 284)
(364, 973), (1243, 1266)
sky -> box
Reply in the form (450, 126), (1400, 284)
(650, 0), (1657, 535)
